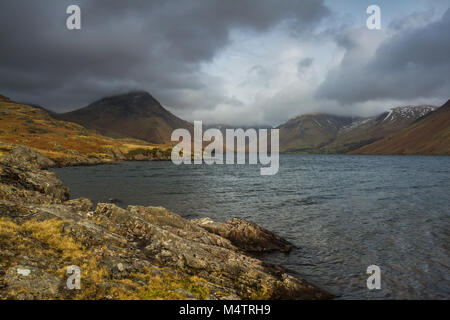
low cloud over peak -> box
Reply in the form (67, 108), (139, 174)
(0, 0), (329, 114)
(0, 1), (448, 126)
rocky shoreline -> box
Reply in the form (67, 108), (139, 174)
(0, 145), (333, 300)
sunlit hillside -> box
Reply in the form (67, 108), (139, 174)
(0, 95), (172, 165)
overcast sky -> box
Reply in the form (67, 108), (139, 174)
(0, 0), (449, 125)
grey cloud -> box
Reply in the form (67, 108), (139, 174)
(238, 65), (271, 88)
(0, 0), (329, 112)
(297, 57), (314, 74)
(316, 8), (450, 105)
(388, 9), (435, 32)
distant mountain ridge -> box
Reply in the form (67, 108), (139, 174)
(278, 105), (438, 154)
(278, 114), (357, 153)
(4, 89), (447, 155)
(350, 100), (450, 155)
(54, 91), (193, 144)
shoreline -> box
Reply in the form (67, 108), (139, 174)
(0, 145), (334, 300)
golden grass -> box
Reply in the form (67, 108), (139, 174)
(0, 217), (210, 300)
(113, 270), (210, 300)
(0, 217), (19, 240)
(0, 100), (172, 164)
(21, 219), (85, 260)
(250, 284), (271, 300)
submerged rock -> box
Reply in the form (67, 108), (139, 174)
(0, 146), (333, 300)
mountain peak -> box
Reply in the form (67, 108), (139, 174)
(54, 91), (192, 144)
(115, 90), (152, 98)
(278, 103), (443, 154)
(97, 90), (158, 104)
(351, 99), (450, 155)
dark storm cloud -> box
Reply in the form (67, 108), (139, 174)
(0, 0), (329, 111)
(316, 8), (450, 104)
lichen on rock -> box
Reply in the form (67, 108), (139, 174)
(0, 146), (333, 300)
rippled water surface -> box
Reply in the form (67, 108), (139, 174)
(52, 155), (450, 299)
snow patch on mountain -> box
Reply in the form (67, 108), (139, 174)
(382, 105), (437, 122)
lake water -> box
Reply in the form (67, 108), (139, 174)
(51, 155), (450, 299)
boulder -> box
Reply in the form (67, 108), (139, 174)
(0, 145), (55, 169)
(0, 147), (69, 203)
(192, 217), (293, 253)
(65, 197), (93, 212)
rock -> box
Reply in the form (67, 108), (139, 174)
(0, 146), (69, 203)
(0, 165), (69, 202)
(175, 288), (196, 299)
(104, 148), (126, 161)
(0, 147), (333, 300)
(93, 204), (332, 299)
(133, 154), (146, 161)
(16, 268), (31, 276)
(220, 293), (241, 300)
(3, 266), (62, 300)
(0, 145), (55, 169)
(192, 217), (293, 253)
(65, 197), (93, 212)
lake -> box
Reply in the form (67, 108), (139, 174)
(51, 154), (450, 299)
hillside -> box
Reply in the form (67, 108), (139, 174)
(278, 114), (356, 153)
(54, 91), (193, 144)
(350, 100), (450, 155)
(278, 106), (437, 154)
(0, 95), (172, 166)
(322, 105), (437, 153)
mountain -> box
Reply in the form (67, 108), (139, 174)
(322, 105), (437, 153)
(350, 101), (450, 155)
(0, 94), (172, 165)
(55, 91), (192, 144)
(278, 114), (357, 153)
(278, 106), (437, 154)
